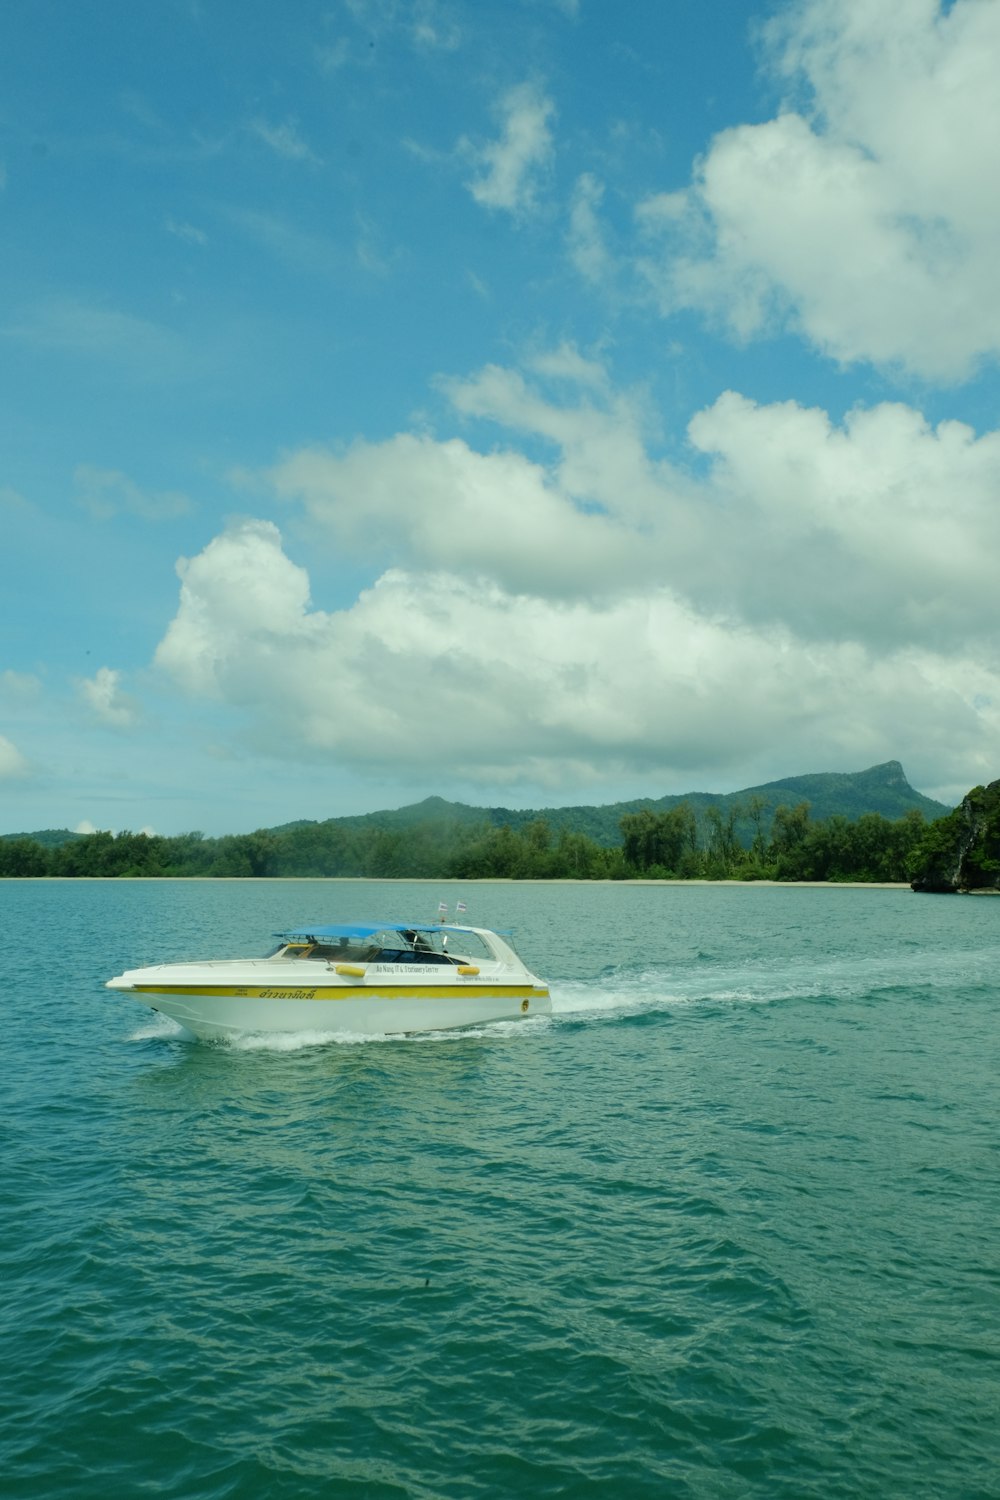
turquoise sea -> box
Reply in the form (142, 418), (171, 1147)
(2, 878), (998, 1499)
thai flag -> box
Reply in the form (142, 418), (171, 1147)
(438, 901), (448, 914)
(456, 901), (467, 914)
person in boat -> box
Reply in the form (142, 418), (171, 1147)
(400, 928), (433, 952)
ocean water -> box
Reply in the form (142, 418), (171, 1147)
(2, 878), (998, 1499)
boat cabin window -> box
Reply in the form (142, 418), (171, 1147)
(372, 948), (456, 966)
(272, 927), (500, 964)
(305, 942), (377, 961)
(274, 939), (377, 962)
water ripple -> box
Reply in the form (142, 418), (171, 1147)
(2, 880), (1000, 1497)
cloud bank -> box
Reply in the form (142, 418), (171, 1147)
(152, 357), (1000, 801)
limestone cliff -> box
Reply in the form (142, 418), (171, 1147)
(910, 779), (1000, 893)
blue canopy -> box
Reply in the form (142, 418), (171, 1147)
(275, 921), (511, 940)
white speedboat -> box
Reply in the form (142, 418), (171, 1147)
(106, 920), (551, 1041)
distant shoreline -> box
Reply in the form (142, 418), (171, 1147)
(3, 876), (912, 888)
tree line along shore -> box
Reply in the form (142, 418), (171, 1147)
(1, 794), (984, 885)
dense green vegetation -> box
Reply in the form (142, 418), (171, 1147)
(0, 800), (934, 882)
(5, 761), (983, 885)
(908, 779), (1000, 892)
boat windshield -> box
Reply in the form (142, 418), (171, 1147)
(270, 927), (497, 964)
(378, 928), (496, 963)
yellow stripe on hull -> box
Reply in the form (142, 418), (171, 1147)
(131, 984), (549, 1002)
(123, 982), (551, 1040)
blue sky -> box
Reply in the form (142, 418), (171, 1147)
(2, 0), (999, 836)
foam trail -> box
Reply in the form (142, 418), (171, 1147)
(221, 1013), (553, 1052)
(548, 979), (688, 1024)
(551, 938), (1000, 1022)
(225, 1028), (374, 1052)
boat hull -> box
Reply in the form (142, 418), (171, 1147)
(116, 980), (551, 1040)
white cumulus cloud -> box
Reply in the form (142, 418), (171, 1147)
(155, 520), (320, 697)
(636, 0), (1000, 380)
(77, 667), (141, 728)
(464, 81), (555, 215)
(686, 391), (1000, 649)
(268, 431), (642, 599)
(0, 733), (30, 778)
(144, 351), (1000, 803)
(151, 515), (1000, 794)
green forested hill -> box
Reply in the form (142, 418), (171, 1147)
(7, 760), (949, 851)
(0, 761), (961, 881)
(0, 827), (83, 848)
(267, 760), (947, 849)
